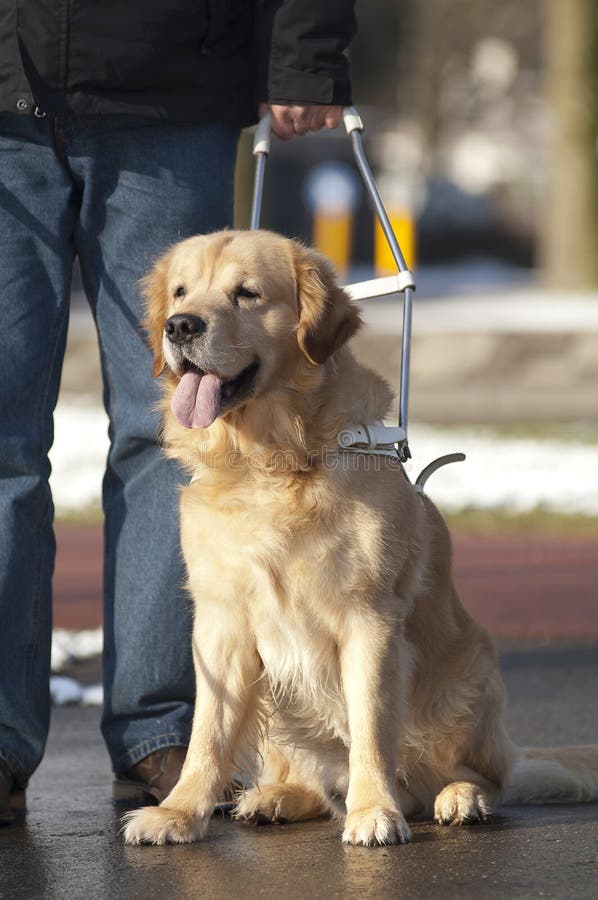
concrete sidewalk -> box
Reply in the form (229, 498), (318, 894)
(1, 643), (597, 899)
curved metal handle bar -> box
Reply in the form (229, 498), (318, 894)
(415, 453), (466, 493)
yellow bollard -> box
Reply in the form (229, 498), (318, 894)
(312, 211), (352, 277)
(304, 162), (360, 280)
(375, 207), (416, 274)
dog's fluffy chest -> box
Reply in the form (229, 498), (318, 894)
(182, 486), (363, 744)
(253, 605), (349, 745)
(247, 530), (355, 745)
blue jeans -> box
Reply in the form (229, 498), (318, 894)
(0, 113), (238, 785)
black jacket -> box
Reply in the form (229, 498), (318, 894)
(0, 1), (355, 126)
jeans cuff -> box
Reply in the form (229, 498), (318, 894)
(112, 732), (190, 776)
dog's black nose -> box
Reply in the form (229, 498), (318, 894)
(165, 314), (207, 344)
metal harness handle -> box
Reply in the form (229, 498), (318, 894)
(250, 107), (414, 461)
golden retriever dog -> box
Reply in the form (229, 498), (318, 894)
(123, 229), (598, 846)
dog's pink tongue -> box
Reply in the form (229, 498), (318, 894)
(170, 372), (222, 429)
(192, 372), (222, 428)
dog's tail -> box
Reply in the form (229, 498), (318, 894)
(504, 745), (598, 804)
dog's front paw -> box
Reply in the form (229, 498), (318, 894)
(121, 805), (209, 845)
(342, 806), (412, 847)
(434, 782), (494, 826)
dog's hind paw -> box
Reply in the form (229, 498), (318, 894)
(121, 805), (209, 845)
(342, 806), (412, 847)
(434, 782), (494, 826)
(235, 783), (327, 824)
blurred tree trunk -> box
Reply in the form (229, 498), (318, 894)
(541, 0), (598, 287)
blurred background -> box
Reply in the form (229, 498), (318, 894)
(237, 0), (595, 285)
(58, 0), (598, 532)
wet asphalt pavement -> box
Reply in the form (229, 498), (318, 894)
(1, 642), (597, 900)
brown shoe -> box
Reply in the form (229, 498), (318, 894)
(113, 747), (242, 811)
(114, 747), (187, 804)
(0, 759), (25, 826)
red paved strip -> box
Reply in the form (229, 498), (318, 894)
(54, 523), (103, 629)
(453, 532), (598, 639)
(52, 523), (598, 638)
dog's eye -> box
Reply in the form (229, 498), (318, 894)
(236, 286), (260, 301)
(174, 285), (186, 299)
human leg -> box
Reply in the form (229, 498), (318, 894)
(68, 118), (239, 772)
(0, 114), (77, 787)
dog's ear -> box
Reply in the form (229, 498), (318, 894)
(140, 252), (171, 378)
(294, 245), (362, 366)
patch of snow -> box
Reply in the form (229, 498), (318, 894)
(80, 683), (104, 706)
(50, 676), (103, 707)
(50, 676), (84, 705)
(51, 627), (103, 672)
(405, 424), (598, 516)
(49, 401), (109, 514)
(51, 628), (103, 707)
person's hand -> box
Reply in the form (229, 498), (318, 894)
(259, 103), (342, 141)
